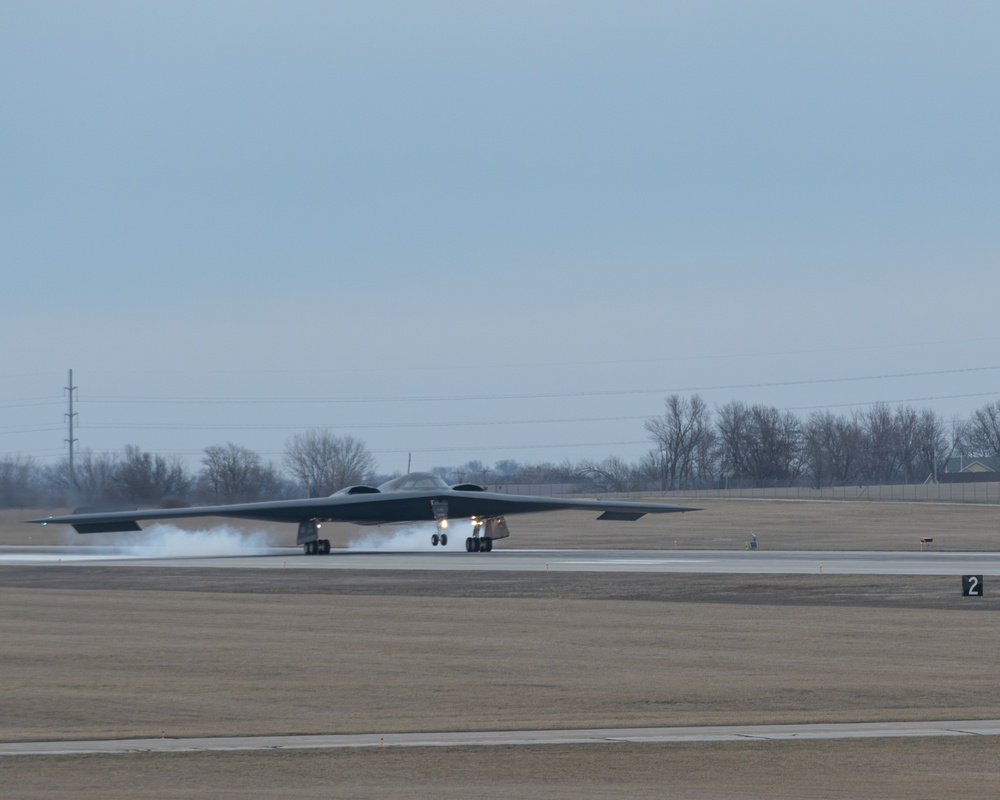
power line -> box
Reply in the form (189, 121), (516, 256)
(41, 335), (1000, 374)
(0, 399), (63, 410)
(80, 415), (648, 431)
(7, 370), (1000, 466)
(68, 390), (1000, 433)
(78, 364), (1000, 406)
(0, 426), (64, 436)
(784, 391), (1000, 412)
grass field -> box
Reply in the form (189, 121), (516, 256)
(2, 500), (1000, 797)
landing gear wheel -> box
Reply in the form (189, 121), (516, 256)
(304, 541), (316, 556)
(465, 537), (473, 552)
(440, 533), (448, 546)
(432, 533), (440, 546)
(320, 539), (331, 555)
(483, 536), (493, 552)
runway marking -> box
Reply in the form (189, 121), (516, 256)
(4, 721), (1000, 756)
(557, 559), (712, 565)
(4, 546), (1000, 575)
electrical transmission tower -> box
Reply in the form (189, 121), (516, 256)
(65, 368), (78, 487)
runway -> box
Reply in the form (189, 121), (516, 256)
(4, 720), (1000, 756)
(1, 545), (998, 575)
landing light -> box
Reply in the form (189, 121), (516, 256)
(440, 519), (449, 529)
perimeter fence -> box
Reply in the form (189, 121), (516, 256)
(487, 480), (1000, 505)
(657, 481), (1000, 505)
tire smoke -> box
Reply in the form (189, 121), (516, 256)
(118, 524), (280, 557)
(346, 521), (475, 552)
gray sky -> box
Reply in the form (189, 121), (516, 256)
(2, 1), (998, 475)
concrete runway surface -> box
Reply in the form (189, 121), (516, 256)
(4, 720), (1000, 756)
(1, 545), (999, 575)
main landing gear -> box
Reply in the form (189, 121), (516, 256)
(465, 520), (493, 553)
(465, 535), (492, 552)
(304, 539), (331, 556)
(298, 521), (330, 556)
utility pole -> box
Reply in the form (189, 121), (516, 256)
(65, 369), (78, 487)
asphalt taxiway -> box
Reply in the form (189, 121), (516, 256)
(1, 545), (998, 575)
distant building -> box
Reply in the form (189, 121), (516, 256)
(940, 456), (1000, 483)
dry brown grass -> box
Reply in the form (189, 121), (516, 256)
(3, 499), (1000, 798)
(3, 581), (1000, 744)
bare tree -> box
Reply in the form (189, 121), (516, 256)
(284, 431), (376, 497)
(637, 448), (665, 490)
(577, 456), (636, 493)
(113, 445), (191, 505)
(46, 450), (122, 506)
(458, 460), (488, 484)
(802, 412), (830, 488)
(493, 459), (521, 482)
(644, 394), (714, 490)
(0, 455), (42, 508)
(802, 411), (864, 487)
(915, 408), (951, 482)
(716, 400), (752, 479)
(966, 401), (1000, 458)
(748, 405), (801, 481)
(515, 460), (578, 484)
(201, 443), (283, 503)
(859, 403), (901, 483)
(894, 406), (923, 483)
(717, 401), (800, 481)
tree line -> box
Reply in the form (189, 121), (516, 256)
(2, 398), (1000, 508)
(0, 432), (378, 509)
(639, 395), (1000, 492)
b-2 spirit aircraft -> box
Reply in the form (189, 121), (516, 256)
(30, 471), (699, 555)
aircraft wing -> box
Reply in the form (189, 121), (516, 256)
(28, 487), (699, 534)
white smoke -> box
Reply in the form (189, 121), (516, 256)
(0, 524), (282, 565)
(118, 524), (279, 558)
(346, 520), (475, 552)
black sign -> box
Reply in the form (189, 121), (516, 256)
(962, 575), (984, 597)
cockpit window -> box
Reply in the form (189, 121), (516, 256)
(378, 472), (450, 492)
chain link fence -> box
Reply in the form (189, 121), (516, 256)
(657, 480), (1000, 504)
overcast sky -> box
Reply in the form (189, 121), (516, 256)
(2, 1), (998, 476)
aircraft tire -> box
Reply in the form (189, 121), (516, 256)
(440, 533), (448, 546)
(432, 534), (440, 546)
(465, 537), (473, 552)
(320, 539), (331, 555)
(483, 537), (493, 552)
